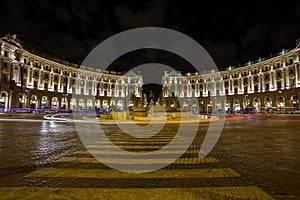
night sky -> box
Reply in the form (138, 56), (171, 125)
(1, 0), (299, 97)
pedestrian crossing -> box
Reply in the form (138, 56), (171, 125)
(1, 132), (274, 199)
(53, 156), (220, 165)
(26, 168), (240, 179)
(0, 186), (274, 200)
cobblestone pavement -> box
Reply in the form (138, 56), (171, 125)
(0, 114), (299, 199)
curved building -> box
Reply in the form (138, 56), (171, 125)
(0, 34), (143, 112)
(161, 39), (300, 113)
(0, 33), (299, 113)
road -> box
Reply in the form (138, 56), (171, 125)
(0, 114), (299, 199)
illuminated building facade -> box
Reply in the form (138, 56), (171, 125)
(0, 34), (143, 112)
(161, 39), (300, 113)
(1, 34), (299, 113)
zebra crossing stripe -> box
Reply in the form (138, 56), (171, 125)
(72, 149), (201, 155)
(0, 186), (274, 199)
(87, 144), (196, 149)
(55, 156), (219, 164)
(26, 168), (240, 178)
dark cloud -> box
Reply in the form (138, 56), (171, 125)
(114, 0), (168, 28)
(239, 22), (272, 62)
(0, 0), (299, 70)
(203, 39), (238, 69)
(269, 2), (300, 49)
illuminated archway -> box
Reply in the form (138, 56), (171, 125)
(79, 99), (86, 110)
(70, 98), (77, 110)
(264, 97), (272, 109)
(277, 96), (285, 109)
(95, 99), (101, 109)
(30, 95), (37, 109)
(215, 98), (222, 110)
(243, 97), (251, 108)
(41, 96), (48, 109)
(207, 100), (212, 113)
(52, 97), (58, 109)
(87, 99), (93, 109)
(224, 99), (230, 112)
(253, 97), (261, 111)
(233, 98), (240, 112)
(0, 91), (9, 111)
(291, 95), (298, 109)
(102, 99), (108, 109)
(61, 95), (68, 110)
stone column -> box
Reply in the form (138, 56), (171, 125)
(58, 75), (62, 92)
(49, 72), (54, 91)
(237, 77), (240, 94)
(251, 75), (254, 92)
(228, 76), (233, 95)
(212, 79), (216, 96)
(261, 74), (265, 92)
(258, 74), (261, 92)
(228, 79), (231, 95)
(108, 82), (112, 97)
(247, 76), (251, 92)
(38, 69), (43, 90)
(285, 69), (290, 89)
(273, 72), (277, 90)
(269, 71), (274, 91)
(203, 82), (208, 97)
(100, 80), (104, 96)
(84, 78), (87, 95)
(220, 78), (225, 96)
(92, 80), (97, 96)
(135, 86), (139, 97)
(164, 85), (168, 97)
(27, 67), (32, 87)
(295, 64), (300, 87)
(195, 81), (199, 97)
(178, 83), (182, 97)
(75, 76), (80, 94)
(238, 77), (244, 94)
(281, 69), (285, 90)
(67, 76), (72, 93)
(295, 64), (298, 83)
(298, 64), (300, 83)
(241, 77), (244, 94)
(114, 83), (119, 97)
(247, 76), (251, 93)
(121, 82), (125, 97)
(17, 65), (21, 85)
(187, 82), (192, 97)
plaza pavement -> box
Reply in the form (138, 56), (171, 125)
(0, 126), (274, 200)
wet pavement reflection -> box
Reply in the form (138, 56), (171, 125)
(0, 114), (299, 199)
(0, 120), (81, 169)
